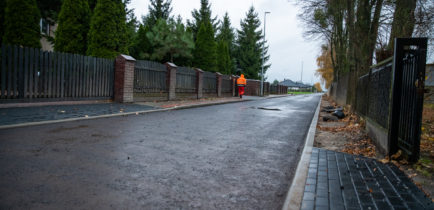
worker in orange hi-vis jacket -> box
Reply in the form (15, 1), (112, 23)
(236, 74), (247, 98)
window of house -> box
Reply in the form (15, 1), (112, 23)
(40, 18), (50, 35)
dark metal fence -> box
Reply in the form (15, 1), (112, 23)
(356, 60), (393, 128)
(203, 71), (216, 93)
(176, 67), (197, 93)
(134, 60), (167, 94)
(389, 38), (427, 161)
(0, 45), (114, 101)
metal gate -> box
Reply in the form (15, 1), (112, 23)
(388, 38), (427, 162)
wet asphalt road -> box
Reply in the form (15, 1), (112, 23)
(0, 94), (321, 209)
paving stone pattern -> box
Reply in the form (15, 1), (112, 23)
(0, 103), (156, 126)
(301, 148), (433, 210)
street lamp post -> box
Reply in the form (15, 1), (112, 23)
(261, 11), (270, 96)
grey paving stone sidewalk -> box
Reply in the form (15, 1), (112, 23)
(0, 103), (157, 126)
(301, 148), (433, 210)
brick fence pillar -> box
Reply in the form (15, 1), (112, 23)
(165, 62), (177, 100)
(216, 72), (222, 97)
(195, 68), (204, 99)
(114, 54), (136, 103)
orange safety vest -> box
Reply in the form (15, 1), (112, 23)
(237, 74), (247, 86)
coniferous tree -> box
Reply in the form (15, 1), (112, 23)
(188, 0), (217, 40)
(236, 6), (270, 79)
(126, 10), (138, 55)
(3, 0), (41, 48)
(132, 0), (171, 60)
(130, 24), (151, 60)
(54, 0), (91, 54)
(87, 0), (128, 58)
(0, 0), (5, 44)
(216, 40), (231, 74)
(217, 12), (236, 74)
(88, 0), (97, 12)
(37, 0), (63, 21)
(145, 0), (172, 27)
(146, 18), (194, 63)
(193, 22), (217, 71)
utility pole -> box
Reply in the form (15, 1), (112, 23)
(261, 11), (270, 96)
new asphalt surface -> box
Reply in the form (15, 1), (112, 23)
(0, 94), (321, 209)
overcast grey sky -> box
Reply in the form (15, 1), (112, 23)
(128, 0), (322, 84)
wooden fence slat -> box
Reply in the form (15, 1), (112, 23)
(56, 52), (61, 97)
(53, 52), (58, 98)
(1, 45), (6, 99)
(105, 59), (109, 96)
(101, 59), (106, 96)
(108, 60), (112, 96)
(84, 56), (89, 97)
(75, 55), (82, 97)
(99, 59), (103, 96)
(54, 52), (58, 97)
(43, 52), (48, 98)
(73, 54), (77, 97)
(88, 57), (92, 97)
(75, 54), (80, 97)
(28, 47), (34, 99)
(98, 58), (102, 96)
(70, 54), (75, 97)
(34, 48), (39, 98)
(7, 45), (12, 98)
(13, 46), (20, 98)
(61, 53), (65, 98)
(76, 54), (80, 97)
(96, 57), (99, 97)
(52, 52), (56, 98)
(95, 58), (99, 96)
(88, 56), (92, 97)
(48, 52), (52, 98)
(18, 47), (25, 98)
(80, 55), (84, 97)
(23, 47), (29, 98)
(92, 57), (96, 96)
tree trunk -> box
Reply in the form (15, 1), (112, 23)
(388, 0), (417, 50)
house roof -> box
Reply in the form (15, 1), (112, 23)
(279, 79), (312, 88)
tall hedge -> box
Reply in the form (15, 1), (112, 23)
(2, 0), (41, 48)
(87, 0), (128, 58)
(193, 22), (216, 72)
(0, 0), (6, 44)
(54, 0), (91, 54)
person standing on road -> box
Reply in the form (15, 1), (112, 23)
(237, 74), (247, 98)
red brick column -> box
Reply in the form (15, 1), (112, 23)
(114, 54), (135, 103)
(216, 72), (222, 97)
(195, 68), (204, 99)
(165, 62), (177, 100)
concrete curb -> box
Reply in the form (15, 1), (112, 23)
(282, 95), (322, 210)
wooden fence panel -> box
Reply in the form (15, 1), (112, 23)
(0, 45), (115, 101)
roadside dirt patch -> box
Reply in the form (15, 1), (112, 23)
(315, 96), (377, 158)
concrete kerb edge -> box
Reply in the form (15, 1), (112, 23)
(0, 98), (255, 130)
(282, 95), (322, 210)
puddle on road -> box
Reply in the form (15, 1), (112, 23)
(249, 106), (282, 111)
